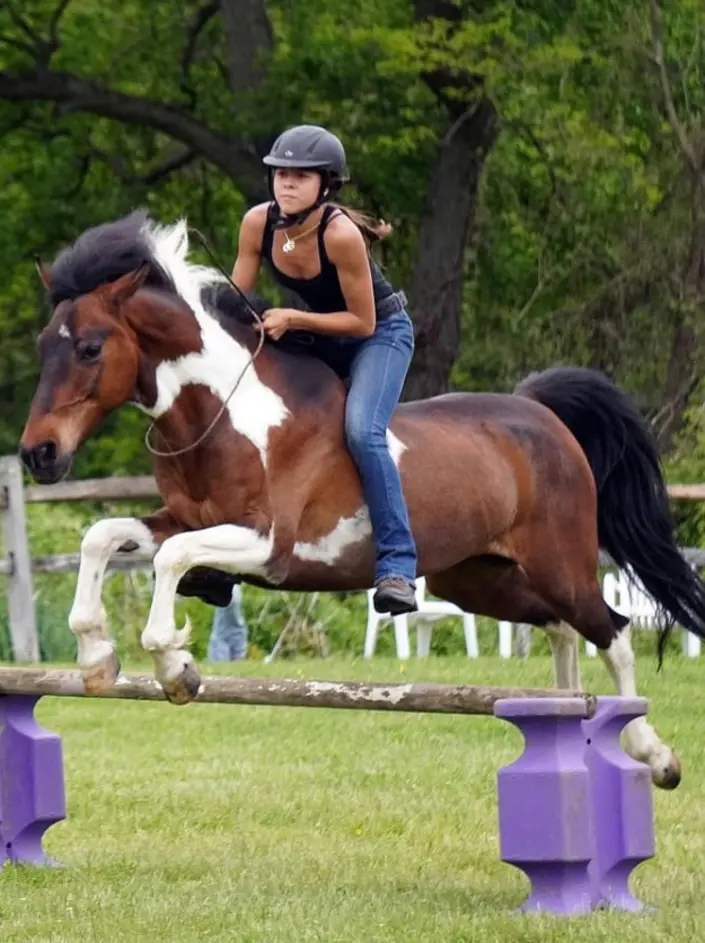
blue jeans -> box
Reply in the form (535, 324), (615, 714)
(207, 585), (248, 661)
(310, 311), (418, 585)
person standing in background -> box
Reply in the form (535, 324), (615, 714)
(207, 584), (249, 661)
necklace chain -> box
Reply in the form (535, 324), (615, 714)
(282, 221), (319, 254)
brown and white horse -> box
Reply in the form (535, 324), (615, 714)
(19, 210), (705, 789)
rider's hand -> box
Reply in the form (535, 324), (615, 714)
(258, 308), (294, 341)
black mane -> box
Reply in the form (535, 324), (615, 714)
(48, 209), (177, 306)
(47, 208), (271, 324)
(45, 209), (323, 355)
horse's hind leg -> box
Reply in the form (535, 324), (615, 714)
(598, 620), (681, 789)
(425, 555), (560, 629)
(428, 555), (681, 789)
(555, 589), (681, 790)
(544, 623), (581, 690)
(427, 556), (580, 692)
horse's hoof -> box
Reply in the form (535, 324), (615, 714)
(654, 751), (682, 790)
(161, 661), (201, 706)
(82, 650), (121, 695)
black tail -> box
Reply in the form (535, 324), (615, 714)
(515, 365), (705, 662)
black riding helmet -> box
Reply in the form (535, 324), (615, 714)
(262, 125), (349, 229)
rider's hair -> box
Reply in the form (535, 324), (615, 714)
(331, 204), (393, 243)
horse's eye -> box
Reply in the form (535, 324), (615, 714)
(76, 341), (103, 363)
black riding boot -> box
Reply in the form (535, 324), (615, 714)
(372, 576), (418, 616)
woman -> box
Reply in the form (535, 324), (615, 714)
(231, 123), (418, 616)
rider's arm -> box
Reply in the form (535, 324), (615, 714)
(231, 205), (267, 292)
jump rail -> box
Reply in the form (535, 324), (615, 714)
(0, 668), (594, 715)
(0, 668), (655, 915)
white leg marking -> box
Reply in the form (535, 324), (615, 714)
(69, 518), (157, 671)
(141, 524), (273, 685)
(600, 627), (678, 786)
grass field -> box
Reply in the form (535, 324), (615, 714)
(1, 653), (704, 942)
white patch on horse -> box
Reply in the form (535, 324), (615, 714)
(137, 219), (289, 464)
(293, 432), (408, 566)
(294, 507), (372, 565)
(58, 323), (71, 340)
(386, 429), (407, 466)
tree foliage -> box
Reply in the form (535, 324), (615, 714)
(0, 0), (704, 482)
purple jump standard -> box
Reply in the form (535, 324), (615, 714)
(495, 696), (655, 914)
(0, 695), (65, 865)
(0, 687), (656, 916)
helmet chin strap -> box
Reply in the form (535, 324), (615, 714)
(269, 172), (340, 230)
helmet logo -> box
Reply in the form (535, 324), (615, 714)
(284, 150), (293, 157)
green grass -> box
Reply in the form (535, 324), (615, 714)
(1, 653), (704, 942)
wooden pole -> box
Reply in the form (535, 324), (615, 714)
(0, 458), (39, 662)
(0, 667), (597, 716)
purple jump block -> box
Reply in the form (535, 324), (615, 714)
(0, 694), (66, 866)
(495, 697), (594, 915)
(582, 696), (655, 912)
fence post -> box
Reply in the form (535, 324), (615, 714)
(0, 456), (39, 662)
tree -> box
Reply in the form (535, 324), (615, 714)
(1, 0), (705, 479)
(0, 0), (497, 401)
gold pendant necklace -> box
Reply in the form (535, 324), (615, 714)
(281, 221), (319, 254)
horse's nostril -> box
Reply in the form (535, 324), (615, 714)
(20, 440), (57, 472)
(38, 440), (57, 466)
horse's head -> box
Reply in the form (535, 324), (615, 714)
(19, 209), (275, 483)
(19, 208), (337, 484)
(20, 263), (151, 483)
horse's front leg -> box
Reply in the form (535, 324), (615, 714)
(141, 523), (279, 704)
(68, 510), (181, 693)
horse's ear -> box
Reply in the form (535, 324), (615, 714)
(103, 265), (150, 308)
(34, 256), (52, 291)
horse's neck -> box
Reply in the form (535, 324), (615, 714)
(135, 298), (291, 468)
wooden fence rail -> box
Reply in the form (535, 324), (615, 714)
(1, 454), (705, 664)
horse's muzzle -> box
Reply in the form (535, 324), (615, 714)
(19, 440), (72, 484)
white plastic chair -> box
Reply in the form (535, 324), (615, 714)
(585, 569), (701, 658)
(363, 577), (479, 660)
(496, 621), (528, 659)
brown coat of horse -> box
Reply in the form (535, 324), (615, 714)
(19, 210), (705, 790)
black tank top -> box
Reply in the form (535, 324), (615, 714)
(261, 203), (396, 314)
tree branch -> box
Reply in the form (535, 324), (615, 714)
(47, 0), (73, 57)
(413, 0), (484, 118)
(648, 0), (699, 175)
(143, 147), (198, 185)
(5, 3), (44, 49)
(0, 32), (37, 58)
(2, 0), (72, 67)
(86, 143), (197, 186)
(0, 67), (265, 201)
(180, 0), (220, 109)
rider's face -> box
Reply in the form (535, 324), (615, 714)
(273, 169), (322, 215)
